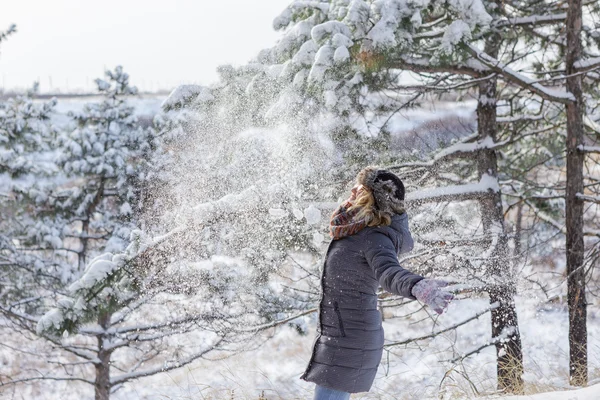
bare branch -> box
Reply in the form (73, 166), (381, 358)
(80, 312), (214, 336)
(497, 114), (544, 124)
(384, 304), (498, 348)
(392, 74), (496, 92)
(110, 338), (224, 386)
(0, 304), (39, 323)
(235, 308), (317, 333)
(450, 326), (518, 363)
(0, 374), (94, 387)
(386, 56), (486, 77)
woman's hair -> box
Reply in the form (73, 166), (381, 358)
(347, 187), (392, 227)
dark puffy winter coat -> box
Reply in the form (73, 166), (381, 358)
(300, 213), (424, 393)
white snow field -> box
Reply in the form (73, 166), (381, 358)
(496, 384), (600, 400)
(106, 296), (598, 400)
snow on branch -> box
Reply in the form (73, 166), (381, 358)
(466, 44), (576, 104)
(523, 199), (566, 234)
(0, 304), (39, 324)
(583, 115), (600, 135)
(103, 329), (200, 352)
(311, 21), (351, 44)
(577, 193), (600, 204)
(406, 174), (499, 205)
(273, 1), (330, 30)
(389, 135), (511, 169)
(494, 13), (566, 28)
(585, 229), (600, 238)
(578, 145), (600, 154)
(162, 85), (213, 111)
(36, 187), (262, 337)
(574, 56), (600, 72)
(139, 186), (262, 254)
(77, 313), (216, 337)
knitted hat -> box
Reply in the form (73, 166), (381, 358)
(356, 166), (405, 215)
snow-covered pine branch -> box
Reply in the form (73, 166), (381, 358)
(0, 93), (57, 178)
(494, 13), (567, 28)
(466, 44), (576, 104)
(406, 174), (500, 205)
(388, 134), (515, 169)
(160, 84), (212, 111)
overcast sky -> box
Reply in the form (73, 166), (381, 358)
(0, 0), (289, 93)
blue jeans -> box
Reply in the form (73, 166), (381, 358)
(313, 384), (351, 400)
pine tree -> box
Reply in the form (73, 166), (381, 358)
(0, 87), (58, 306)
(54, 66), (149, 269)
(1, 68), (218, 399)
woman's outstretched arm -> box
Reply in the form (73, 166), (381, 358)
(364, 231), (424, 299)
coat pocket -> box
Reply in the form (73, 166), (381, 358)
(333, 301), (346, 337)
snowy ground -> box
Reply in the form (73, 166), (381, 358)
(4, 277), (598, 399)
(109, 295), (599, 400)
(496, 384), (600, 400)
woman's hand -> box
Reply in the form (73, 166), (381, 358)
(411, 279), (454, 314)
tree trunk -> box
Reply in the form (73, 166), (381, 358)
(476, 35), (524, 394)
(565, 0), (587, 386)
(79, 218), (89, 270)
(95, 312), (112, 400)
(79, 178), (106, 270)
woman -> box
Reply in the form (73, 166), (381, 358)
(300, 166), (453, 400)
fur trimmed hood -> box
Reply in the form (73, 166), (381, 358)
(356, 166), (405, 216)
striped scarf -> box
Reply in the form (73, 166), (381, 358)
(329, 201), (368, 240)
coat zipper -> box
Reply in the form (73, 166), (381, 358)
(333, 301), (346, 337)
